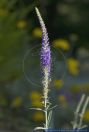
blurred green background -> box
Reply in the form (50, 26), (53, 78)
(0, 0), (89, 131)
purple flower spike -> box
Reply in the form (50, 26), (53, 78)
(35, 8), (52, 130)
(40, 46), (51, 73)
(35, 7), (51, 78)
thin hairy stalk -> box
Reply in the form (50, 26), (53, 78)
(35, 7), (52, 131)
(72, 94), (89, 130)
(72, 94), (85, 129)
(78, 96), (89, 129)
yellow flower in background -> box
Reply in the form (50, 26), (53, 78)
(67, 58), (79, 76)
(17, 20), (27, 29)
(58, 94), (67, 106)
(0, 9), (8, 16)
(29, 91), (43, 108)
(54, 79), (64, 88)
(11, 97), (22, 108)
(58, 95), (66, 102)
(83, 109), (89, 121)
(29, 91), (42, 100)
(31, 100), (43, 108)
(32, 27), (42, 38)
(33, 111), (44, 122)
(53, 39), (70, 50)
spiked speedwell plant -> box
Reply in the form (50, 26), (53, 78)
(34, 7), (52, 131)
(33, 7), (89, 131)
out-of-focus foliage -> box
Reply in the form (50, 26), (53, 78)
(11, 96), (23, 108)
(0, 0), (37, 81)
(32, 111), (44, 122)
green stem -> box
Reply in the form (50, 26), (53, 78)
(44, 97), (48, 132)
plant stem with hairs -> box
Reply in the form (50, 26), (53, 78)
(34, 7), (52, 131)
(71, 94), (89, 130)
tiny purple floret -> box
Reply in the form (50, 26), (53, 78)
(40, 46), (51, 67)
